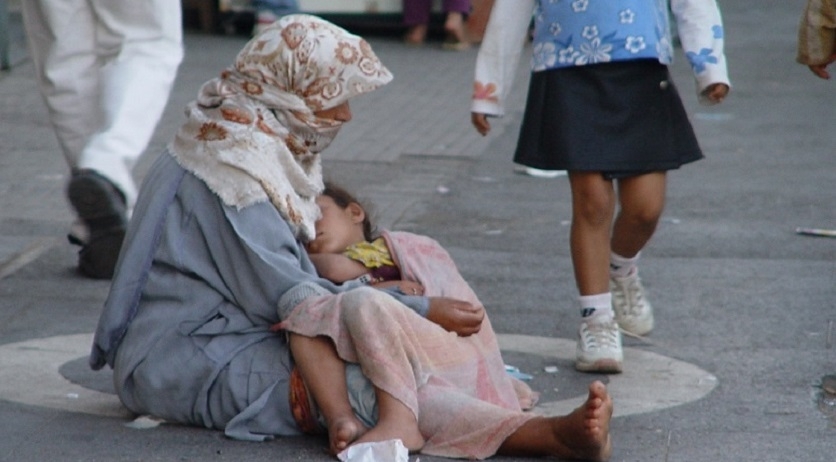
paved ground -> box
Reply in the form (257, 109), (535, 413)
(0, 1), (834, 461)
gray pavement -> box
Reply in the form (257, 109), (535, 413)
(1, 1), (835, 461)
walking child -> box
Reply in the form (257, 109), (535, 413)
(471, 0), (730, 372)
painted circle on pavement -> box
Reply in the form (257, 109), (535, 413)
(0, 333), (716, 419)
(497, 334), (717, 417)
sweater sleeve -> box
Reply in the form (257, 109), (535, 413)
(797, 0), (836, 65)
(471, 0), (535, 116)
(671, 0), (731, 105)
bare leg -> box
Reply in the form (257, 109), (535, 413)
(289, 334), (368, 455)
(354, 387), (425, 452)
(405, 24), (428, 45)
(497, 381), (613, 461)
(443, 11), (467, 43)
(610, 172), (666, 258)
(569, 172), (616, 295)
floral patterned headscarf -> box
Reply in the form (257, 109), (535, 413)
(170, 14), (392, 241)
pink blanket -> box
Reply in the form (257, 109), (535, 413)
(282, 230), (538, 459)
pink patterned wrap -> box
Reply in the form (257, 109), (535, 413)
(281, 230), (539, 459)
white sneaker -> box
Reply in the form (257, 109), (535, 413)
(611, 271), (654, 336)
(575, 317), (623, 373)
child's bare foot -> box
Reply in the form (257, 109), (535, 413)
(328, 415), (368, 455)
(353, 421), (425, 453)
(352, 387), (424, 452)
(552, 380), (613, 461)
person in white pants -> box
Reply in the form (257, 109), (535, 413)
(21, 0), (183, 279)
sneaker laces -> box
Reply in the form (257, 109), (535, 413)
(579, 320), (620, 351)
(613, 275), (646, 316)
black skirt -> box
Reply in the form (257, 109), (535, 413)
(514, 59), (703, 178)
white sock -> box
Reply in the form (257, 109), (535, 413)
(579, 293), (613, 320)
(610, 251), (639, 278)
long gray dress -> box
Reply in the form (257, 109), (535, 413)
(90, 152), (425, 441)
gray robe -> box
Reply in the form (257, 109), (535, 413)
(90, 152), (426, 441)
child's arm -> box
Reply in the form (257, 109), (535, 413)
(308, 253), (369, 283)
(797, 0), (836, 79)
(671, 0), (731, 104)
(471, 0), (535, 135)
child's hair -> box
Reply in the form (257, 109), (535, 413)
(322, 181), (376, 242)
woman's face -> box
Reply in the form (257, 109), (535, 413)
(313, 102), (352, 123)
(307, 195), (366, 254)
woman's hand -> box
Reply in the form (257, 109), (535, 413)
(427, 297), (484, 336)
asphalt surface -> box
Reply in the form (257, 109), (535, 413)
(1, 1), (834, 461)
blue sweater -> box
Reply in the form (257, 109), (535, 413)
(472, 0), (730, 116)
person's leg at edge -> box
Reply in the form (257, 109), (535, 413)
(569, 172), (623, 372)
(289, 334), (368, 454)
(403, 0), (431, 44)
(20, 0), (100, 169)
(496, 381), (613, 461)
(82, 0), (183, 210)
(354, 386), (425, 452)
(442, 0), (470, 45)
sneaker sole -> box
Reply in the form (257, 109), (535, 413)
(575, 358), (623, 374)
(616, 320), (654, 337)
(513, 166), (567, 178)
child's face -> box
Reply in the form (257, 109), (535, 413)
(307, 195), (366, 254)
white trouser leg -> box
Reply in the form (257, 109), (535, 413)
(78, 0), (184, 209)
(21, 0), (101, 166)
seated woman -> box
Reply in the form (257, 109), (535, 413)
(89, 14), (613, 461)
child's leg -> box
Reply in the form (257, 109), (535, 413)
(289, 334), (367, 454)
(568, 171), (616, 296)
(496, 381), (613, 461)
(354, 386), (425, 452)
(611, 172), (667, 258)
(568, 172), (622, 372)
(608, 172), (665, 336)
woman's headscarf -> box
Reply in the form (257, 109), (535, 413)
(170, 14), (392, 241)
